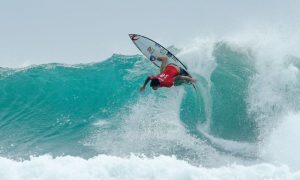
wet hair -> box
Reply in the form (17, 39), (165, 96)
(150, 78), (160, 87)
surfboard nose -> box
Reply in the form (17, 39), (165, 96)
(129, 34), (139, 41)
(128, 34), (134, 38)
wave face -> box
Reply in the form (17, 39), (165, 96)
(1, 37), (300, 178)
(0, 55), (149, 158)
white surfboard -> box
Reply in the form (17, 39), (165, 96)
(129, 34), (188, 71)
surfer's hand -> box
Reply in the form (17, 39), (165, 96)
(140, 86), (146, 92)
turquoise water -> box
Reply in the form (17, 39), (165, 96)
(1, 42), (300, 179)
(0, 55), (150, 158)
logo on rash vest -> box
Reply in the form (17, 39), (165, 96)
(158, 73), (169, 81)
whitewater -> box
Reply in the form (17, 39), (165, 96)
(1, 30), (300, 179)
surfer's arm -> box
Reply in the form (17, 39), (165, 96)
(140, 76), (151, 91)
(157, 56), (168, 72)
(178, 76), (197, 83)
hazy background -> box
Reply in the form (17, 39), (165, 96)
(1, 0), (300, 67)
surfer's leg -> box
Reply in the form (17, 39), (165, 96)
(179, 67), (191, 77)
(174, 76), (185, 86)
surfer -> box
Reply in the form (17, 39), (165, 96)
(140, 56), (196, 91)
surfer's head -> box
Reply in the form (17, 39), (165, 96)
(150, 78), (160, 90)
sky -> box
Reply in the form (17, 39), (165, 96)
(1, 0), (300, 67)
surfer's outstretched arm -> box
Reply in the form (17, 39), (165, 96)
(140, 76), (151, 91)
(157, 56), (168, 72)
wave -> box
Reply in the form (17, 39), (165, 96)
(1, 31), (300, 174)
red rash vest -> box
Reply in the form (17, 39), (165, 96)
(149, 65), (180, 87)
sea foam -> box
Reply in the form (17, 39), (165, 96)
(0, 155), (299, 180)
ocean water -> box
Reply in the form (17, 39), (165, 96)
(1, 34), (300, 179)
